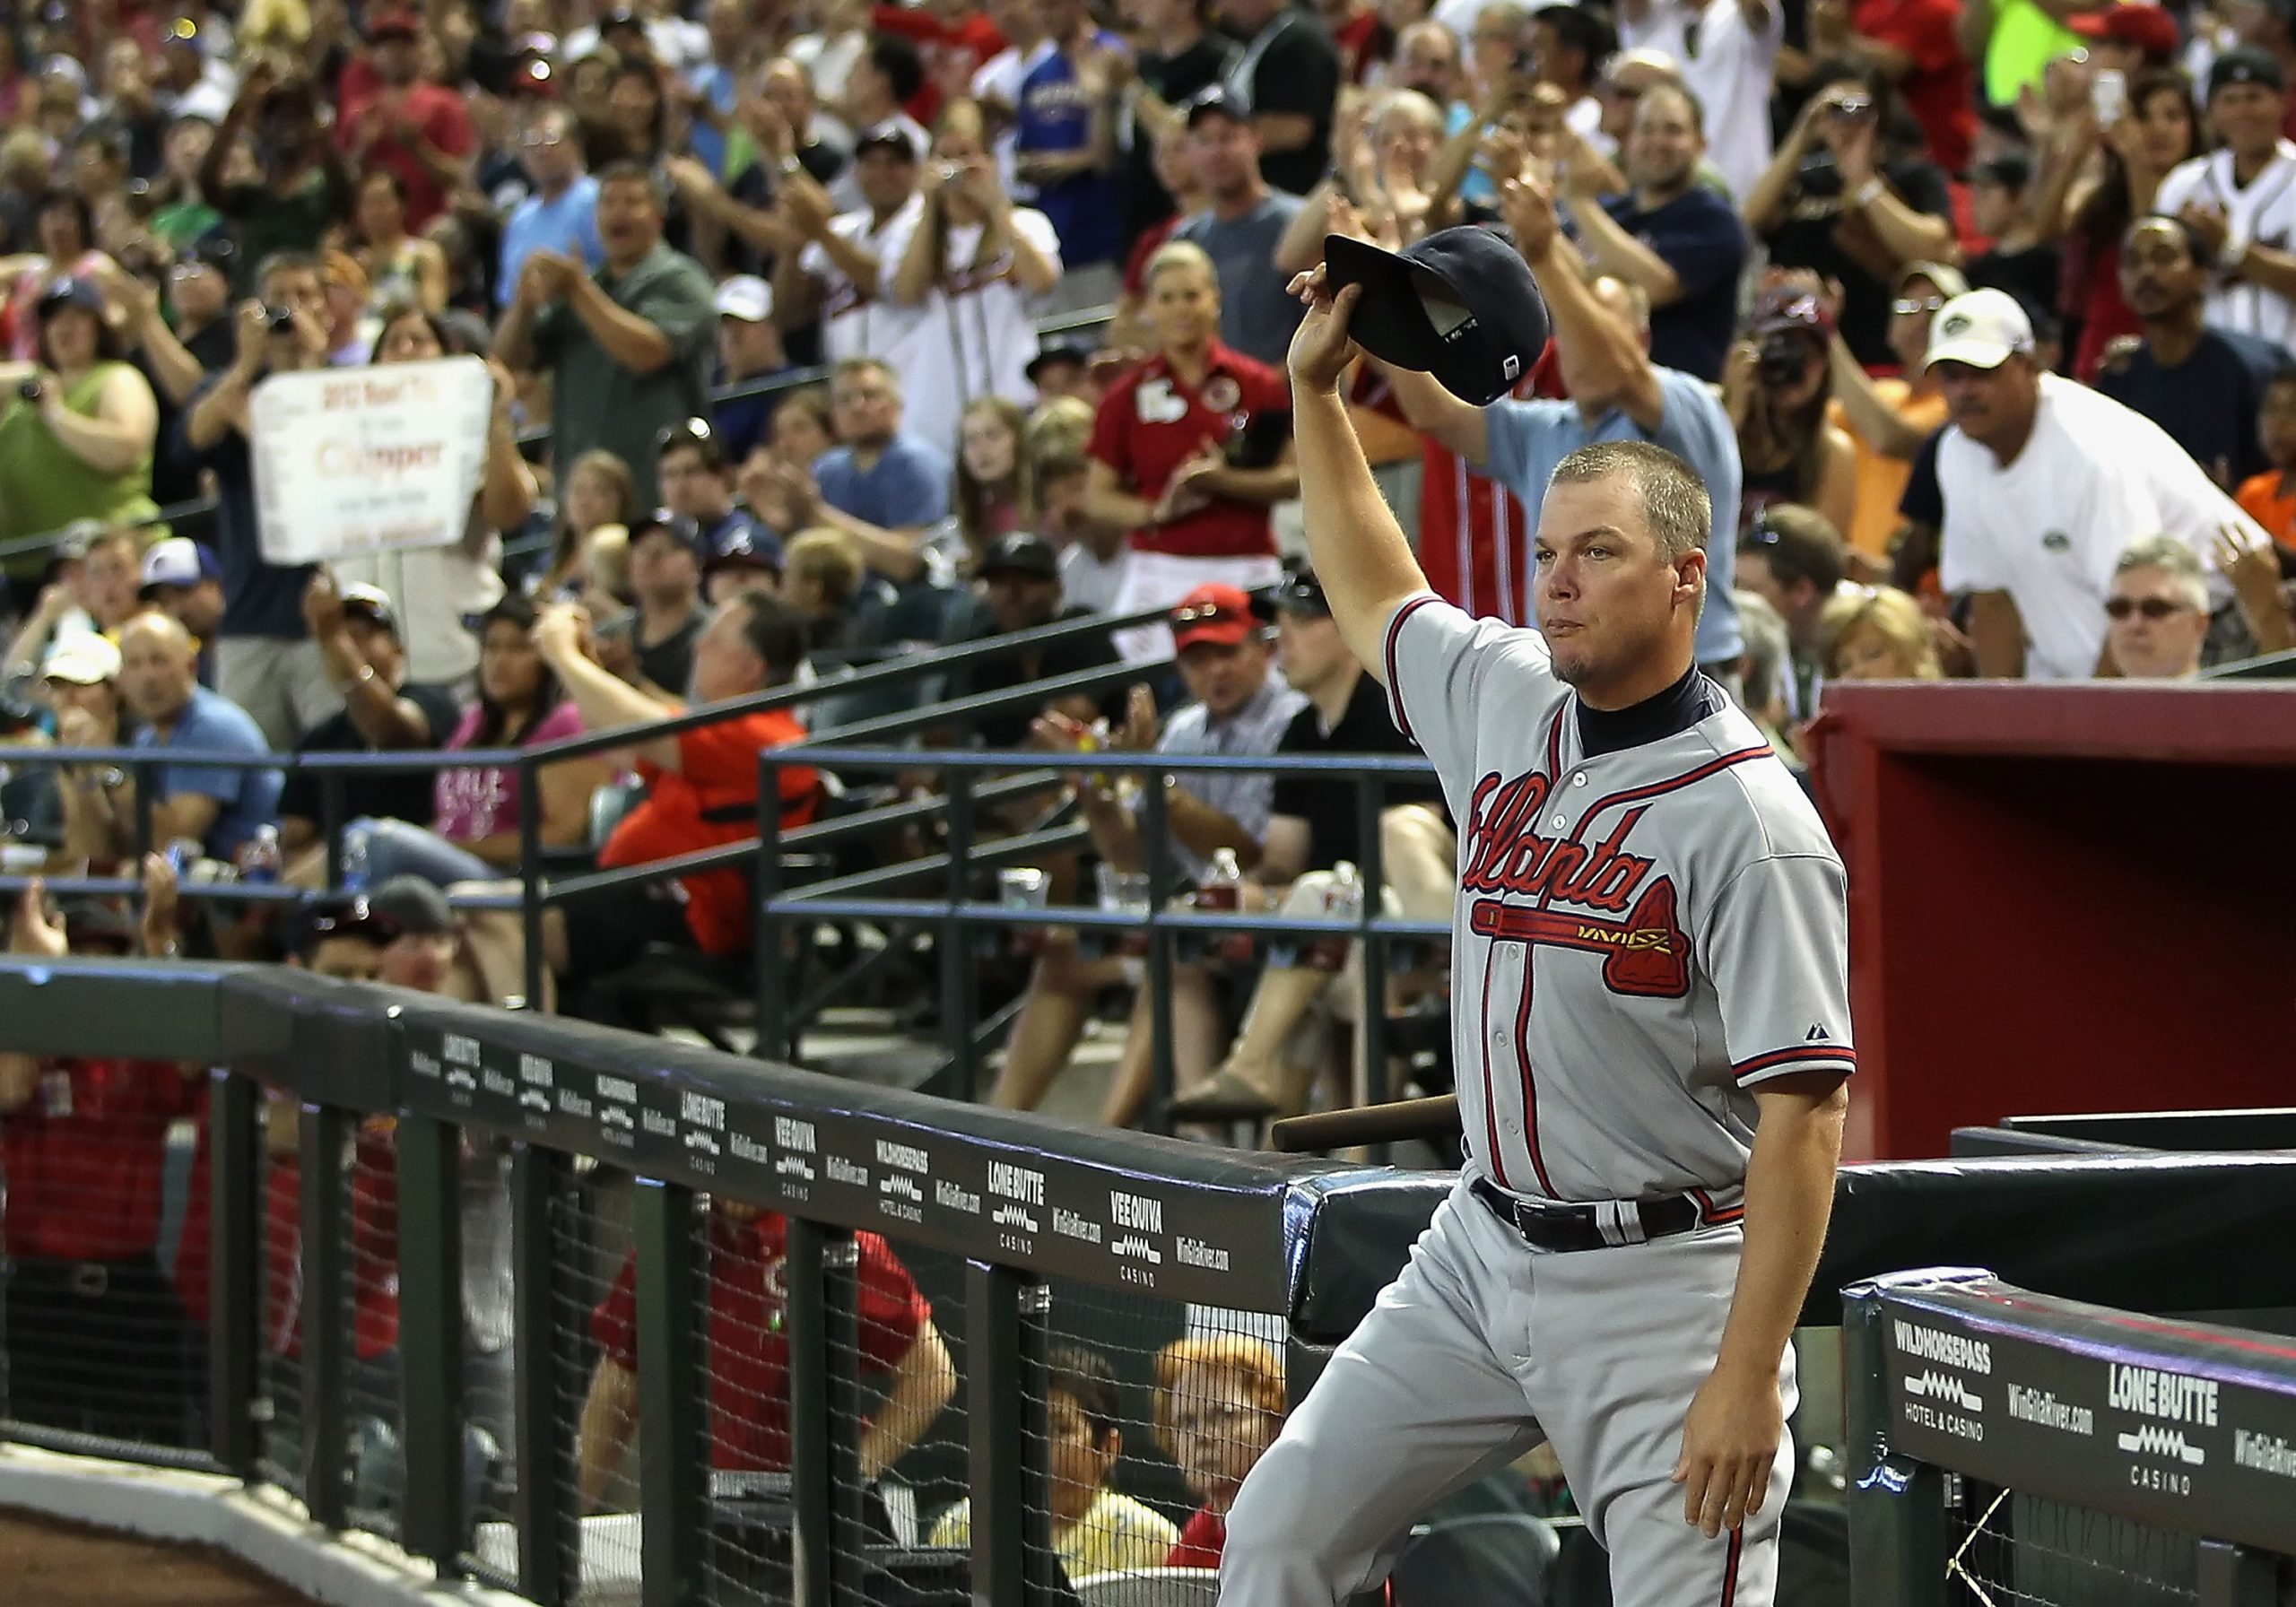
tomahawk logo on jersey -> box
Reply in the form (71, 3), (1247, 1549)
(1382, 591), (1856, 1205)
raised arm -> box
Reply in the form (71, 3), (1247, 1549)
(1283, 271), (1432, 680)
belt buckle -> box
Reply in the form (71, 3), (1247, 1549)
(70, 1263), (109, 1298)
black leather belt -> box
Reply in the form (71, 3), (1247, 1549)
(1472, 1177), (1702, 1253)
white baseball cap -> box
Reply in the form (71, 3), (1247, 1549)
(44, 632), (122, 685)
(715, 274), (773, 324)
(1924, 289), (2035, 372)
(140, 535), (221, 595)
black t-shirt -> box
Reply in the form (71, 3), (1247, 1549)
(274, 681), (465, 831)
(639, 607), (705, 697)
(181, 379), (316, 639)
(144, 318), (234, 507)
(941, 603), (1123, 750)
(1237, 13), (1342, 198)
(1269, 670), (1444, 873)
(1967, 242), (2062, 333)
(1126, 36), (1240, 238)
(1763, 153), (1954, 366)
(1898, 425), (1944, 526)
(1596, 187), (1746, 383)
(2093, 329), (2279, 489)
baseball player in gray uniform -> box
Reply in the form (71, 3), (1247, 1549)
(1215, 235), (1853, 1605)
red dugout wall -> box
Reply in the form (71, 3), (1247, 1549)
(1806, 682), (2296, 1163)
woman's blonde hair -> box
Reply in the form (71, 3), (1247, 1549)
(549, 448), (639, 582)
(1151, 1333), (1285, 1460)
(783, 527), (864, 609)
(1821, 584), (1941, 680)
(1025, 396), (1096, 465)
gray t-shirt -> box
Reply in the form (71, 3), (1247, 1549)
(1148, 671), (1307, 881)
(531, 241), (718, 507)
(1172, 192), (1309, 368)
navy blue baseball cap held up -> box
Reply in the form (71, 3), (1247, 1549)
(1323, 225), (1552, 407)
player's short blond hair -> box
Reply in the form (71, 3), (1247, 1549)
(1549, 439), (1711, 561)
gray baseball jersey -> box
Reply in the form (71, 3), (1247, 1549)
(1382, 592), (1855, 1204)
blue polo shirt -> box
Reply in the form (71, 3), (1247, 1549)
(133, 685), (283, 861)
(1015, 35), (1123, 267)
(813, 433), (952, 539)
(497, 175), (606, 308)
(1483, 366), (1744, 667)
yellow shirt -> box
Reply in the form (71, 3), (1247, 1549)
(928, 1489), (1179, 1579)
(1831, 386), (1952, 560)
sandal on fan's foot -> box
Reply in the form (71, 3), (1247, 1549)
(1168, 1066), (1281, 1120)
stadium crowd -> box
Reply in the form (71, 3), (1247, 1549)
(1, 0), (2293, 1111)
(7, 0), (2296, 1585)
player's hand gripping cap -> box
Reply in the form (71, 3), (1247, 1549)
(1323, 224), (1552, 407)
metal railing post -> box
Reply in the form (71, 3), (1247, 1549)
(517, 756), (544, 1012)
(787, 1218), (863, 1607)
(967, 1263), (1055, 1607)
(757, 753), (787, 1062)
(633, 1179), (706, 1607)
(298, 1102), (353, 1529)
(1139, 776), (1177, 1136)
(1843, 1281), (1946, 1607)
(209, 1069), (263, 1480)
(510, 1142), (577, 1607)
(130, 754), (154, 868)
(395, 1113), (465, 1567)
(1354, 773), (1390, 1162)
(934, 767), (976, 1100)
(319, 770), (348, 890)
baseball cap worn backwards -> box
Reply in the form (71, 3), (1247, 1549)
(1323, 224), (1553, 407)
(1923, 289), (2035, 372)
(140, 536), (222, 595)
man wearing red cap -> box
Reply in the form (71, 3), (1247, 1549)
(336, 8), (476, 231)
(990, 581), (1304, 1118)
(2066, 3), (2180, 76)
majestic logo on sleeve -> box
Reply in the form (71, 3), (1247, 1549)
(1461, 770), (1689, 996)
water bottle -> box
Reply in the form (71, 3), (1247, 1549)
(339, 821), (371, 892)
(1312, 861), (1361, 973)
(237, 823), (283, 885)
(1196, 847), (1249, 964)
(164, 836), (206, 879)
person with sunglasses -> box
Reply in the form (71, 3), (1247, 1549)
(2102, 535), (2217, 680)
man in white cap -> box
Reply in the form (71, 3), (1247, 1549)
(1928, 287), (2264, 680)
(139, 537), (226, 664)
(710, 274), (790, 465)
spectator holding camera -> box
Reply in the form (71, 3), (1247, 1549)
(0, 277), (161, 550)
(182, 252), (341, 747)
(1746, 68), (1958, 369)
(888, 99), (1064, 457)
(1725, 286), (1859, 541)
